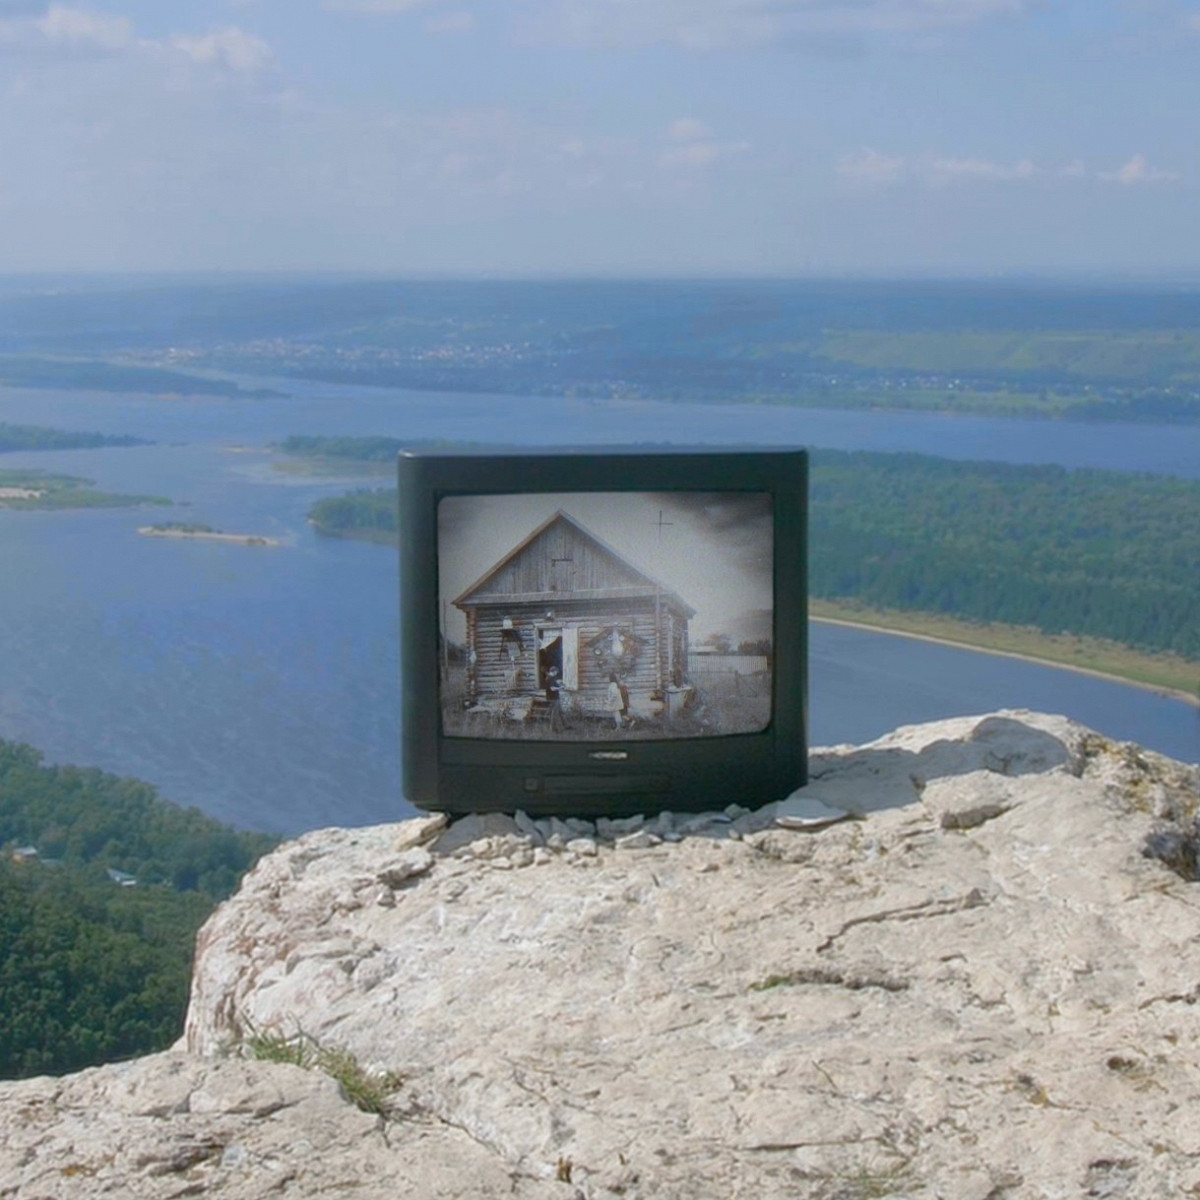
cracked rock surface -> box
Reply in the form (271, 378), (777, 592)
(4, 710), (1199, 1199)
(0, 1052), (558, 1198)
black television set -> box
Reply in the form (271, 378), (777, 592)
(398, 445), (807, 817)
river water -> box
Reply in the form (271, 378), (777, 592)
(0, 383), (1196, 834)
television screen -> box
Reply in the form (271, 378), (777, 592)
(400, 447), (807, 817)
(438, 490), (773, 741)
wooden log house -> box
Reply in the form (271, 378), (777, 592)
(453, 510), (695, 721)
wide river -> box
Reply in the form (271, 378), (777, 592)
(1, 382), (1196, 834)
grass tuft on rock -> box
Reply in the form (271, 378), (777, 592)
(245, 1025), (403, 1115)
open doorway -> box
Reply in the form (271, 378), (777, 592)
(537, 628), (563, 693)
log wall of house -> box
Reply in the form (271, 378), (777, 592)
(464, 599), (691, 710)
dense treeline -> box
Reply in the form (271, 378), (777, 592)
(0, 421), (147, 452)
(0, 356), (281, 398)
(309, 488), (397, 541)
(0, 741), (278, 893)
(279, 434), (497, 461)
(281, 434), (406, 461)
(0, 864), (211, 1077)
(815, 328), (1200, 388)
(0, 739), (278, 1078)
(307, 449), (1200, 659)
(809, 451), (1200, 658)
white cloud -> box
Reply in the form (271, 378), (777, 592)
(322, 0), (439, 12)
(836, 148), (1184, 191)
(661, 141), (721, 168)
(658, 119), (747, 170)
(667, 117), (711, 142)
(835, 150), (1152, 189)
(837, 149), (1041, 187)
(812, 0), (1028, 34)
(658, 116), (752, 169)
(516, 0), (1031, 50)
(322, 0), (479, 34)
(320, 0), (1030, 46)
(0, 8), (287, 267)
(0, 7), (274, 76)
(1098, 153), (1179, 186)
(171, 27), (275, 73)
(1189, 13), (1200, 33)
(837, 147), (906, 185)
(923, 153), (1037, 184)
(0, 4), (134, 54)
(36, 5), (132, 49)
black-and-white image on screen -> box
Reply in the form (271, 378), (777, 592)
(437, 491), (773, 741)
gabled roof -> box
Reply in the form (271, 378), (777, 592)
(454, 509), (695, 616)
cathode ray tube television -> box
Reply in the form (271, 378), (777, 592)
(398, 446), (808, 818)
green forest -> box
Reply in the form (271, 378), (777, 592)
(195, 281), (1200, 424)
(0, 740), (277, 1079)
(808, 451), (1200, 658)
(279, 434), (408, 462)
(8, 279), (1200, 422)
(304, 444), (1200, 662)
(310, 487), (398, 542)
(0, 421), (147, 452)
(0, 467), (169, 510)
(0, 356), (282, 399)
(278, 434), (499, 464)
(813, 328), (1200, 387)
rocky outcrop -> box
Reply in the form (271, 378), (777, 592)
(3, 710), (1199, 1199)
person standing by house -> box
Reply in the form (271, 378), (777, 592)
(606, 672), (628, 728)
(546, 665), (567, 731)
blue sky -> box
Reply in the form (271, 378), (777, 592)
(0, 0), (1197, 276)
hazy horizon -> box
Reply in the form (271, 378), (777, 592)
(8, 268), (1200, 285)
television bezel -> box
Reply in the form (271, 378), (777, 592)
(399, 445), (807, 817)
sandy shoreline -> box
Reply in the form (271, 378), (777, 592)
(812, 615), (1200, 709)
(137, 527), (281, 547)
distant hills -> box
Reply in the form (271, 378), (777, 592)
(2, 277), (1199, 421)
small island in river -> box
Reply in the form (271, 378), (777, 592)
(0, 468), (169, 510)
(138, 522), (281, 547)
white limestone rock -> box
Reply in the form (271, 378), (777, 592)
(4, 710), (1199, 1200)
(375, 846), (433, 888)
(512, 809), (546, 845)
(392, 811), (447, 851)
(432, 811), (522, 855)
(769, 793), (852, 829)
(0, 1052), (562, 1199)
(614, 828), (661, 850)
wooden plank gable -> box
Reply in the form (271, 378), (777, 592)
(454, 510), (695, 615)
